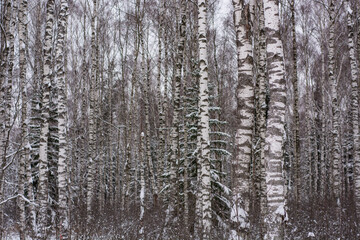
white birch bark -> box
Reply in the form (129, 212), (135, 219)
(37, 0), (55, 238)
(87, 0), (98, 226)
(328, 0), (341, 204)
(0, 3), (16, 237)
(139, 132), (146, 239)
(198, 0), (212, 238)
(157, 0), (165, 193)
(320, 45), (327, 197)
(263, 0), (287, 239)
(56, 0), (69, 238)
(18, 0), (28, 239)
(231, 0), (254, 238)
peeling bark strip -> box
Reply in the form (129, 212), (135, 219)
(263, 0), (287, 239)
(345, 0), (360, 219)
(198, 0), (212, 238)
(37, 0), (55, 238)
(231, 0), (254, 238)
(18, 0), (29, 239)
(56, 0), (69, 238)
(87, 0), (98, 227)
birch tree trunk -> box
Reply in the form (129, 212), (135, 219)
(320, 45), (327, 197)
(290, 0), (300, 202)
(263, 0), (287, 239)
(142, 36), (158, 204)
(56, 0), (69, 238)
(38, 0), (55, 238)
(157, 0), (165, 194)
(169, 0), (186, 215)
(139, 132), (146, 239)
(122, 4), (140, 209)
(0, 1), (15, 236)
(198, 0), (212, 238)
(18, 0), (28, 238)
(328, 0), (341, 205)
(254, 1), (267, 236)
(231, 0), (254, 238)
(87, 0), (98, 227)
(345, 0), (360, 219)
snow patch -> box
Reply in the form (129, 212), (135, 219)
(308, 232), (315, 237)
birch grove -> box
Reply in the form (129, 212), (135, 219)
(0, 0), (360, 239)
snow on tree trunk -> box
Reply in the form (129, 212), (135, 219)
(169, 0), (186, 215)
(198, 0), (212, 238)
(87, 0), (98, 227)
(263, 0), (287, 239)
(56, 0), (69, 238)
(345, 0), (360, 219)
(18, 0), (29, 239)
(231, 0), (254, 238)
(37, 0), (55, 238)
(139, 132), (146, 239)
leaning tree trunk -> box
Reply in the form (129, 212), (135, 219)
(198, 0), (212, 238)
(231, 0), (254, 238)
(18, 0), (29, 239)
(345, 0), (360, 219)
(56, 0), (69, 238)
(37, 0), (55, 238)
(263, 0), (287, 239)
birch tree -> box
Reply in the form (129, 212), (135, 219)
(37, 0), (55, 238)
(87, 0), (98, 227)
(254, 1), (267, 236)
(345, 0), (360, 219)
(231, 0), (254, 238)
(328, 0), (341, 205)
(263, 0), (287, 238)
(56, 0), (69, 238)
(290, 0), (300, 202)
(18, 0), (29, 239)
(0, 2), (16, 237)
(198, 0), (212, 238)
(168, 0), (186, 216)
